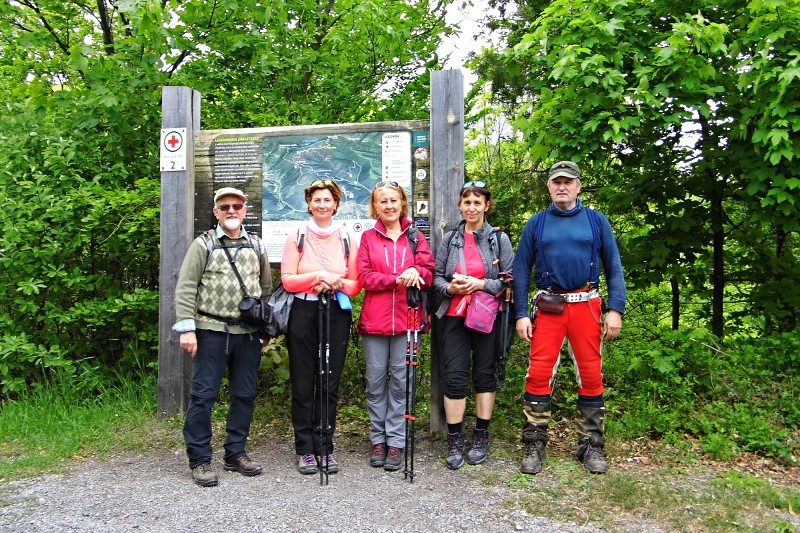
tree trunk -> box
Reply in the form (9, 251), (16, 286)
(670, 276), (680, 331)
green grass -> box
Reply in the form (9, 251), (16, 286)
(1, 363), (798, 533)
(480, 448), (800, 532)
(0, 373), (177, 480)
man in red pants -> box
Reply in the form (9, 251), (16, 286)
(513, 161), (626, 474)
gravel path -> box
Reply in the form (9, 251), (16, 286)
(0, 434), (602, 533)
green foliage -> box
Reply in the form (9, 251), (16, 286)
(0, 105), (161, 396)
(472, 0), (800, 337)
(0, 0), (454, 395)
(605, 324), (799, 464)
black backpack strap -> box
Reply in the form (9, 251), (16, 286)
(197, 309), (244, 327)
(340, 226), (350, 260)
(297, 225), (306, 254)
(587, 208), (600, 287)
(408, 226), (419, 256)
(220, 239), (250, 297)
(536, 211), (552, 289)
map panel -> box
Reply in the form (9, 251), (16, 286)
(262, 132), (390, 222)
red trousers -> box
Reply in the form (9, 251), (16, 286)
(525, 297), (604, 397)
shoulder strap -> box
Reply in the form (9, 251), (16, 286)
(339, 226), (350, 260)
(587, 208), (600, 287)
(220, 240), (249, 297)
(247, 233), (261, 257)
(407, 226), (419, 256)
(536, 212), (552, 288)
(445, 229), (459, 249)
(490, 227), (502, 263)
(202, 230), (216, 262)
(297, 225), (307, 254)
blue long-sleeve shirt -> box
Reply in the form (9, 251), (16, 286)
(513, 200), (626, 319)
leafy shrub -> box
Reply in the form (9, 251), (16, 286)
(605, 325), (799, 464)
(0, 97), (160, 397)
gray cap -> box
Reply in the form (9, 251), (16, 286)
(548, 161), (581, 180)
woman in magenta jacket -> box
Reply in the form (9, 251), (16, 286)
(356, 181), (435, 471)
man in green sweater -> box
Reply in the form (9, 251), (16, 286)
(172, 187), (272, 487)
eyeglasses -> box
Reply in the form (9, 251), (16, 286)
(374, 180), (400, 189)
(462, 180), (487, 189)
(310, 179), (335, 188)
(216, 203), (245, 212)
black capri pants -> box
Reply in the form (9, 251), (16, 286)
(440, 315), (498, 399)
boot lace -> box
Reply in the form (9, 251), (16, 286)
(372, 443), (386, 457)
(584, 443), (605, 462)
(524, 441), (541, 459)
(472, 430), (488, 451)
(447, 434), (462, 455)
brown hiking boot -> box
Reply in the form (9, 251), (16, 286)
(191, 462), (219, 487)
(223, 453), (262, 476)
(520, 440), (547, 474)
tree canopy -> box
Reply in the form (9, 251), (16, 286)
(0, 0), (453, 395)
(470, 0), (800, 337)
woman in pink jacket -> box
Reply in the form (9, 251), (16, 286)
(356, 181), (434, 471)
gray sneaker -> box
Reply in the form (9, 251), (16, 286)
(445, 432), (465, 470)
(191, 462), (218, 487)
(298, 454), (318, 475)
(316, 453), (339, 474)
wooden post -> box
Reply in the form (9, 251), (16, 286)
(428, 70), (465, 434)
(158, 86), (201, 418)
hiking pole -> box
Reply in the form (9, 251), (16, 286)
(404, 286), (420, 482)
(496, 272), (514, 391)
(318, 291), (330, 486)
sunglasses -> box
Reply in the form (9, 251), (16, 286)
(462, 180), (487, 189)
(374, 180), (400, 189)
(216, 203), (245, 212)
(310, 179), (335, 188)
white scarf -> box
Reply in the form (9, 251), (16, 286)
(307, 218), (337, 237)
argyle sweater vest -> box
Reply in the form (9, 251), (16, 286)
(196, 236), (262, 322)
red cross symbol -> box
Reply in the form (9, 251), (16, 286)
(164, 131), (183, 152)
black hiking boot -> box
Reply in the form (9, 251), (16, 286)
(445, 432), (465, 470)
(520, 438), (547, 474)
(577, 439), (608, 474)
(576, 399), (608, 474)
(466, 429), (489, 465)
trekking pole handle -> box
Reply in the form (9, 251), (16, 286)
(406, 286), (421, 309)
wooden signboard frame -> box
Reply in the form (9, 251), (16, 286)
(158, 71), (464, 434)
